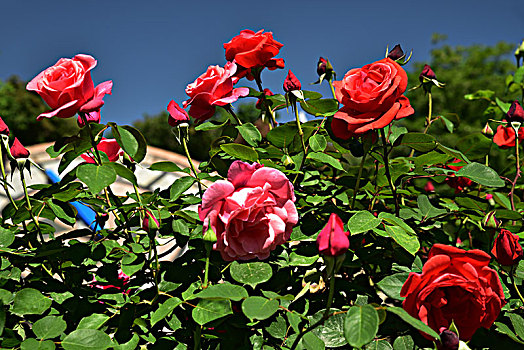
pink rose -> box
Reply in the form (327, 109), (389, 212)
(10, 138), (30, 159)
(27, 54), (112, 121)
(81, 138), (123, 163)
(316, 213), (350, 257)
(198, 161), (298, 261)
(167, 100), (190, 127)
(183, 62), (249, 122)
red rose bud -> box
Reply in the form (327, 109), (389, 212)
(77, 110), (101, 128)
(438, 329), (459, 350)
(167, 100), (190, 127)
(419, 64), (436, 82)
(255, 88), (274, 110)
(507, 100), (524, 123)
(387, 44), (405, 61)
(142, 210), (160, 232)
(424, 181), (435, 192)
(491, 228), (523, 266)
(481, 122), (494, 136)
(317, 57), (328, 76)
(10, 138), (30, 159)
(0, 116), (9, 136)
(316, 213), (350, 257)
(283, 70), (301, 92)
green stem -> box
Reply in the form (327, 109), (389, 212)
(181, 133), (203, 198)
(511, 266), (524, 304)
(203, 249), (210, 289)
(225, 105), (242, 126)
(20, 170), (44, 243)
(80, 113), (103, 165)
(328, 80), (337, 100)
(510, 127), (521, 211)
(380, 129), (399, 216)
(290, 275), (336, 350)
(293, 101), (307, 155)
(194, 325), (202, 350)
(351, 152), (367, 209)
(0, 151), (18, 212)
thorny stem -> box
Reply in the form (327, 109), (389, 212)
(381, 129), (399, 216)
(351, 152), (367, 209)
(20, 170), (44, 243)
(290, 275), (336, 350)
(181, 133), (203, 198)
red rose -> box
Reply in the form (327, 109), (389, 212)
(198, 161), (298, 261)
(316, 213), (350, 257)
(10, 138), (29, 159)
(167, 100), (190, 127)
(0, 116), (9, 136)
(27, 54), (112, 121)
(445, 159), (473, 193)
(183, 62), (249, 122)
(507, 100), (524, 122)
(493, 124), (524, 148)
(491, 229), (523, 266)
(331, 58), (414, 139)
(283, 70), (301, 93)
(224, 29), (283, 69)
(400, 244), (506, 341)
(81, 138), (123, 163)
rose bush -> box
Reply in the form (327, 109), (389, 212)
(26, 54), (112, 120)
(331, 57), (414, 139)
(401, 244), (506, 340)
(198, 160), (298, 260)
(183, 62), (249, 122)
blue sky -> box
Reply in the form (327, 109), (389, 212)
(1, 0), (523, 125)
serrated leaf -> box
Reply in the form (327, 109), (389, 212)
(62, 329), (112, 350)
(417, 195), (446, 220)
(399, 133), (437, 152)
(309, 134), (327, 152)
(220, 143), (258, 162)
(33, 316), (66, 340)
(242, 296), (279, 321)
(344, 305), (379, 348)
(310, 310), (347, 347)
(384, 226), (420, 255)
(193, 283), (248, 301)
(170, 176), (196, 201)
(151, 297), (182, 327)
(393, 335), (414, 350)
(377, 273), (410, 300)
(508, 313), (524, 340)
(11, 288), (52, 316)
(76, 164), (117, 194)
(77, 314), (110, 330)
(110, 124), (147, 163)
(230, 261), (272, 289)
(348, 211), (382, 234)
(236, 123), (262, 147)
(300, 98), (338, 117)
(192, 299), (232, 325)
(455, 162), (504, 187)
(307, 152), (343, 170)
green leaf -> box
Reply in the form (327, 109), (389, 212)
(348, 211), (382, 234)
(389, 126), (408, 144)
(11, 288), (52, 316)
(307, 152), (343, 170)
(303, 331), (326, 350)
(417, 195), (446, 220)
(456, 133), (492, 160)
(50, 292), (73, 304)
(241, 296), (279, 321)
(266, 315), (287, 338)
(300, 99), (338, 117)
(151, 297), (182, 327)
(45, 200), (76, 226)
(310, 311), (347, 347)
(170, 176), (196, 201)
(309, 134), (327, 152)
(379, 213), (415, 234)
(149, 161), (189, 173)
(194, 283), (248, 301)
(192, 299), (232, 325)
(220, 143), (258, 162)
(267, 123), (297, 148)
(455, 162), (504, 187)
(110, 124), (147, 163)
(303, 90), (323, 100)
(384, 226), (420, 256)
(496, 97), (511, 114)
(230, 261), (272, 289)
(288, 252), (319, 266)
(508, 313), (524, 340)
(76, 164), (117, 194)
(21, 338), (55, 350)
(33, 316), (66, 340)
(495, 322), (524, 344)
(439, 115), (454, 133)
(399, 133), (437, 152)
(0, 228), (15, 247)
(393, 335), (414, 350)
(62, 329), (112, 350)
(377, 273), (410, 300)
(344, 305), (379, 348)
(236, 123), (262, 147)
(464, 90), (495, 101)
(77, 314), (110, 330)
(105, 162), (138, 186)
(195, 119), (228, 131)
(113, 334), (140, 350)
(514, 66), (524, 84)
(387, 307), (439, 340)
(366, 340), (393, 350)
(0, 307), (5, 336)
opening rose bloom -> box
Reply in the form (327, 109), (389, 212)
(400, 244), (506, 341)
(224, 29), (284, 80)
(81, 138), (123, 163)
(27, 54), (112, 121)
(183, 62), (249, 122)
(198, 161), (298, 261)
(331, 58), (414, 139)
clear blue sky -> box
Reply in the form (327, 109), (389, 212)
(1, 0), (523, 125)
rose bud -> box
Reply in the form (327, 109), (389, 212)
(77, 110), (101, 128)
(0, 116), (10, 136)
(491, 228), (523, 266)
(507, 100), (524, 123)
(283, 70), (301, 92)
(255, 88), (274, 110)
(167, 100), (190, 127)
(419, 64), (436, 82)
(424, 181), (435, 192)
(387, 44), (405, 61)
(142, 210), (160, 233)
(481, 122), (494, 136)
(437, 329), (459, 350)
(316, 213), (350, 257)
(482, 211), (499, 229)
(10, 138), (30, 159)
(317, 57), (328, 76)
